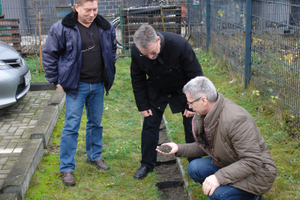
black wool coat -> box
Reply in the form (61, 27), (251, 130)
(130, 31), (203, 113)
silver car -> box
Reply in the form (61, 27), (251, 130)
(0, 41), (31, 109)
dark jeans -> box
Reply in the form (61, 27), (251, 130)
(141, 106), (194, 169)
(187, 157), (257, 200)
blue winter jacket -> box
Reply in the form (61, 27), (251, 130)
(42, 12), (117, 98)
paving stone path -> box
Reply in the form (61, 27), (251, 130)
(0, 85), (65, 200)
(0, 91), (54, 188)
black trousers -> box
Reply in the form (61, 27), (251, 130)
(140, 106), (195, 169)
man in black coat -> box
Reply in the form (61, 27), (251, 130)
(131, 24), (203, 179)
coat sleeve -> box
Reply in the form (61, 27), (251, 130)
(179, 41), (204, 79)
(176, 142), (207, 158)
(130, 46), (150, 111)
(215, 115), (263, 185)
(111, 24), (117, 65)
(42, 24), (63, 84)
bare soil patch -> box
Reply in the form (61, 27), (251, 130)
(157, 145), (172, 153)
(155, 121), (190, 200)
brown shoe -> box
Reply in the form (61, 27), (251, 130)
(61, 171), (76, 186)
(86, 158), (110, 170)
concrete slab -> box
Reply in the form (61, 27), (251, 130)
(2, 139), (44, 200)
(29, 82), (56, 91)
(30, 105), (59, 147)
(0, 193), (18, 200)
(48, 88), (66, 111)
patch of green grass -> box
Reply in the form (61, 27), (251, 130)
(25, 55), (47, 82)
(25, 49), (300, 199)
(25, 56), (158, 200)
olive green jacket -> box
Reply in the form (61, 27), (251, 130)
(176, 93), (277, 195)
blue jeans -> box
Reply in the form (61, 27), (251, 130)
(59, 82), (104, 172)
(187, 157), (256, 200)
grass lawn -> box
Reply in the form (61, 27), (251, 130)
(25, 49), (300, 199)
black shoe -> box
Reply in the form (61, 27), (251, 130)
(133, 166), (153, 180)
(254, 196), (264, 200)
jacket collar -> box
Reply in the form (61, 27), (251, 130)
(156, 32), (165, 64)
(61, 11), (111, 30)
(157, 32), (165, 50)
(204, 93), (224, 132)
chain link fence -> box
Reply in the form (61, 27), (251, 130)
(205, 0), (299, 132)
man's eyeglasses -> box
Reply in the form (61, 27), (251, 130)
(82, 33), (95, 53)
(139, 42), (159, 57)
(187, 97), (202, 105)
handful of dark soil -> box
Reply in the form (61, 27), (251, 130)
(158, 145), (172, 153)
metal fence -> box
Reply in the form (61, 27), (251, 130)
(111, 0), (206, 55)
(116, 0), (300, 129)
(203, 0), (300, 130)
(0, 0), (299, 128)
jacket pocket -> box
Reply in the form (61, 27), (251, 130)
(164, 65), (180, 74)
(58, 49), (78, 90)
(66, 41), (77, 60)
(59, 64), (76, 89)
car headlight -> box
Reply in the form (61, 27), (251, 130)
(20, 57), (27, 67)
(0, 60), (10, 70)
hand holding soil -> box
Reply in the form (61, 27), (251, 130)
(156, 142), (178, 155)
(158, 145), (172, 153)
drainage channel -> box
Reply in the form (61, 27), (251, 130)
(154, 119), (191, 200)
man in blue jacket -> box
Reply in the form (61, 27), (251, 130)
(131, 24), (203, 179)
(42, 0), (116, 186)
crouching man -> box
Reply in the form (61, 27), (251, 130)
(157, 76), (277, 200)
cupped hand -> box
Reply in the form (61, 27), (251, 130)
(156, 142), (178, 155)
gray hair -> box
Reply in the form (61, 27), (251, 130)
(183, 76), (218, 102)
(133, 24), (158, 50)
